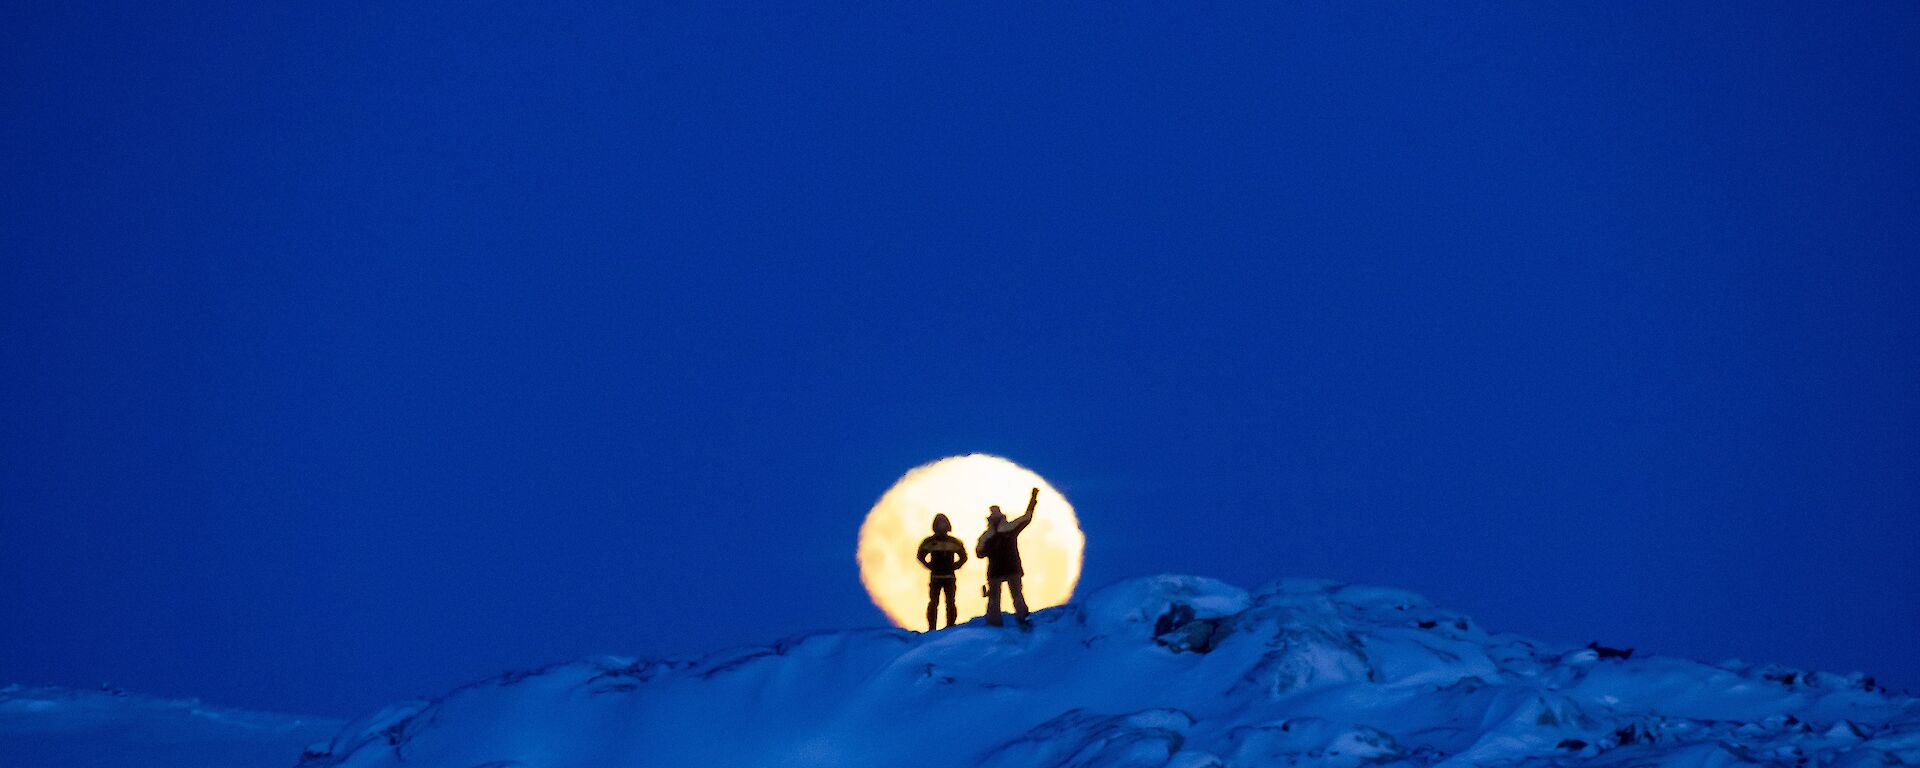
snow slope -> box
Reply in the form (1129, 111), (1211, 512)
(0, 684), (341, 768)
(301, 576), (1919, 767)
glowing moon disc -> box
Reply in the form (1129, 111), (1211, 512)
(857, 454), (1084, 629)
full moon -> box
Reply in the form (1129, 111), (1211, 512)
(857, 454), (1085, 629)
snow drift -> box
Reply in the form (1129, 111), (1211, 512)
(300, 576), (1919, 767)
(0, 684), (340, 768)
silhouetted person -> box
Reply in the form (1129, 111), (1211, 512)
(916, 513), (968, 631)
(975, 487), (1038, 627)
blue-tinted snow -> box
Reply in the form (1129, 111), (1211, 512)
(294, 576), (1920, 767)
(0, 684), (340, 768)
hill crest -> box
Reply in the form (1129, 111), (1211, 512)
(296, 575), (1919, 767)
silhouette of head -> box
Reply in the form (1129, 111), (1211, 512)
(987, 505), (1005, 525)
(931, 513), (951, 534)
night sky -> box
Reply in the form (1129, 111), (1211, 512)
(4, 2), (1917, 717)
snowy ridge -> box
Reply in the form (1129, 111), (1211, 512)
(304, 576), (1919, 767)
(0, 684), (342, 768)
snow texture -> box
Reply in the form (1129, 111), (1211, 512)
(0, 684), (341, 768)
(290, 575), (1920, 767)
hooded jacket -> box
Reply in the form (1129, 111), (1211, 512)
(917, 513), (968, 579)
(917, 534), (968, 578)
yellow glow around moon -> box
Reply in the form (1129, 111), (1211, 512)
(857, 454), (1084, 629)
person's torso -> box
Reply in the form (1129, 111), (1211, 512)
(920, 535), (965, 576)
(984, 530), (1022, 577)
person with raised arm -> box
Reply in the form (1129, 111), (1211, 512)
(975, 487), (1038, 628)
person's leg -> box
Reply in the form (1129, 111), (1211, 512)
(1010, 576), (1030, 623)
(985, 577), (1004, 626)
(940, 580), (958, 628)
(926, 581), (939, 632)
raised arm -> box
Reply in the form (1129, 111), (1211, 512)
(1002, 488), (1038, 533)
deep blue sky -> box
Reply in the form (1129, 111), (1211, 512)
(4, 2), (1917, 717)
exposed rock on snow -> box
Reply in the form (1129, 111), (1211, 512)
(293, 575), (1919, 767)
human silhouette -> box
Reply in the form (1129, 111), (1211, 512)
(916, 513), (968, 631)
(975, 487), (1038, 627)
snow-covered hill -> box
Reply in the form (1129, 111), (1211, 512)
(299, 576), (1918, 767)
(0, 684), (340, 768)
